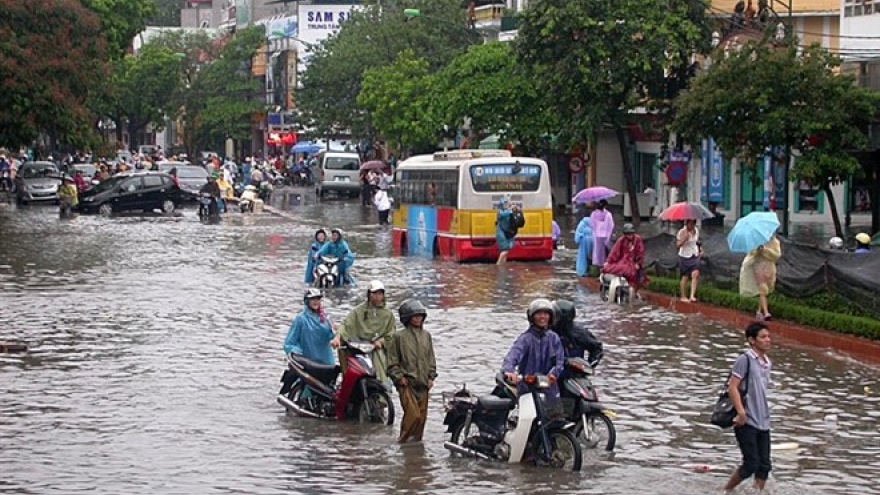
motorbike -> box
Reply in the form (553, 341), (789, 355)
(598, 272), (630, 304)
(239, 185), (260, 213)
(59, 199), (75, 219)
(277, 340), (394, 424)
(442, 373), (583, 471)
(314, 255), (341, 288)
(559, 357), (617, 451)
(198, 192), (220, 222)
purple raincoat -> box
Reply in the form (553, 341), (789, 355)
(501, 326), (565, 395)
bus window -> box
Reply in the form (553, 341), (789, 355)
(469, 163), (541, 192)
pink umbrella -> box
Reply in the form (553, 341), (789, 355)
(572, 186), (619, 204)
(360, 160), (386, 171)
(657, 202), (714, 221)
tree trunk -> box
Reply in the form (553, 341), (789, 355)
(823, 182), (844, 238)
(615, 126), (641, 226)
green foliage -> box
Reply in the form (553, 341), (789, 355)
(0, 0), (108, 148)
(647, 275), (880, 340)
(147, 0), (182, 27)
(432, 42), (549, 149)
(673, 42), (880, 236)
(298, 0), (474, 139)
(80, 0), (156, 60)
(515, 0), (712, 148)
(108, 44), (184, 137)
(357, 51), (439, 149)
(186, 27), (266, 149)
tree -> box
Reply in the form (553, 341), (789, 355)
(357, 51), (439, 150)
(80, 0), (157, 60)
(674, 42), (880, 237)
(515, 0), (712, 224)
(431, 42), (554, 152)
(0, 0), (108, 149)
(298, 0), (476, 140)
(185, 27), (265, 154)
(148, 0), (182, 27)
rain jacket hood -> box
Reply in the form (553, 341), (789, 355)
(283, 301), (336, 365)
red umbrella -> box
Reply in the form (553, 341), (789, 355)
(360, 160), (386, 171)
(657, 201), (714, 221)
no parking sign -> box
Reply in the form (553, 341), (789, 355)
(568, 156), (585, 174)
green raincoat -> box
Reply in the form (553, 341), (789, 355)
(337, 300), (396, 382)
(387, 325), (437, 400)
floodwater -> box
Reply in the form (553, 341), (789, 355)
(1, 191), (878, 495)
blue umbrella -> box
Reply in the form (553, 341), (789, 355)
(291, 141), (323, 155)
(727, 211), (780, 253)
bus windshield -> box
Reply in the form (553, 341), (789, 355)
(469, 163), (541, 192)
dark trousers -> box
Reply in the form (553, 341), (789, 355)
(734, 424), (772, 481)
(378, 209), (390, 225)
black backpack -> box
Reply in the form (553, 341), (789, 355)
(511, 210), (525, 229)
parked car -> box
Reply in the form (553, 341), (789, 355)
(78, 172), (182, 216)
(158, 162), (206, 201)
(63, 163), (99, 182)
(15, 161), (61, 204)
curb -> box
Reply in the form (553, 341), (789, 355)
(578, 278), (880, 365)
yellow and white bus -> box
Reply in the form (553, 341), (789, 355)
(391, 150), (553, 262)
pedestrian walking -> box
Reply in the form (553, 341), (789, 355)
(374, 186), (393, 225)
(589, 199), (615, 267)
(676, 219), (702, 302)
(739, 236), (781, 321)
(387, 299), (437, 444)
(724, 322), (773, 494)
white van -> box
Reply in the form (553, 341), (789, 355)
(316, 151), (362, 199)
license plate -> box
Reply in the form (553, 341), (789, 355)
(334, 176), (350, 182)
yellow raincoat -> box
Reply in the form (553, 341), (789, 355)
(739, 237), (782, 298)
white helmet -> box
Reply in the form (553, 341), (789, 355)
(527, 298), (555, 325)
(367, 280), (385, 293)
(829, 237), (844, 249)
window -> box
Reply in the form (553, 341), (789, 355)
(143, 175), (165, 188)
(121, 178), (142, 192)
(399, 169), (459, 207)
(469, 163), (541, 192)
(844, 0), (878, 17)
(324, 157), (359, 170)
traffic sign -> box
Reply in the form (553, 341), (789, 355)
(568, 156), (585, 174)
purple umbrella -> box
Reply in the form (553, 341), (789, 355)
(360, 160), (387, 171)
(572, 186), (619, 204)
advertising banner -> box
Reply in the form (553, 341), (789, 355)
(708, 138), (724, 203)
(700, 139), (708, 203)
(296, 4), (360, 58)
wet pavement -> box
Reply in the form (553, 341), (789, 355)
(1, 190), (878, 495)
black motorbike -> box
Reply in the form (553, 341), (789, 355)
(442, 373), (583, 471)
(198, 192), (220, 222)
(559, 357), (617, 451)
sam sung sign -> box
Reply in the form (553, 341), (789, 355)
(296, 4), (360, 51)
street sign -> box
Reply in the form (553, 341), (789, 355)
(568, 156), (585, 174)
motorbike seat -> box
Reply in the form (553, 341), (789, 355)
(291, 355), (340, 384)
(477, 395), (515, 411)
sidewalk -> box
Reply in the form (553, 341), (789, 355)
(578, 277), (880, 366)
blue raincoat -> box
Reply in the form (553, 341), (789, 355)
(501, 326), (565, 395)
(304, 240), (327, 284)
(283, 302), (335, 365)
(496, 207), (514, 253)
(316, 239), (355, 286)
(574, 218), (594, 277)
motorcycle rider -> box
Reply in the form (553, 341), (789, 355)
(502, 298), (565, 396)
(387, 299), (437, 443)
(315, 228), (354, 286)
(551, 299), (604, 366)
(331, 280), (396, 384)
(283, 288), (336, 365)
(199, 173), (221, 216)
(304, 229), (328, 284)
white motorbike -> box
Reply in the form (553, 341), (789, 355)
(314, 255), (340, 288)
(239, 185), (263, 213)
(598, 272), (630, 304)
(441, 373), (583, 471)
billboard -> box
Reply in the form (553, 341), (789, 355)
(296, 4), (360, 59)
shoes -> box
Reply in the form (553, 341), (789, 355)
(755, 311), (772, 321)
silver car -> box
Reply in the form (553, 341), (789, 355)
(15, 161), (61, 204)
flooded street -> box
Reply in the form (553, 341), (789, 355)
(1, 192), (878, 495)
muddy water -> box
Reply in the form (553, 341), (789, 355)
(1, 196), (877, 495)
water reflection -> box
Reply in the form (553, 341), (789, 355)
(0, 197), (878, 495)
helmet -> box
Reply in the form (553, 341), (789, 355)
(303, 288), (322, 303)
(551, 299), (576, 326)
(62, 175), (74, 182)
(527, 298), (555, 325)
(331, 228), (344, 239)
(314, 229), (327, 241)
(829, 237), (844, 249)
(855, 233), (871, 245)
(622, 223), (636, 234)
(367, 280), (385, 293)
(398, 299), (428, 326)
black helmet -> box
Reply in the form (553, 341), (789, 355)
(314, 229), (326, 241)
(398, 298), (428, 326)
(622, 223), (636, 234)
(527, 298), (554, 325)
(551, 299), (576, 326)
